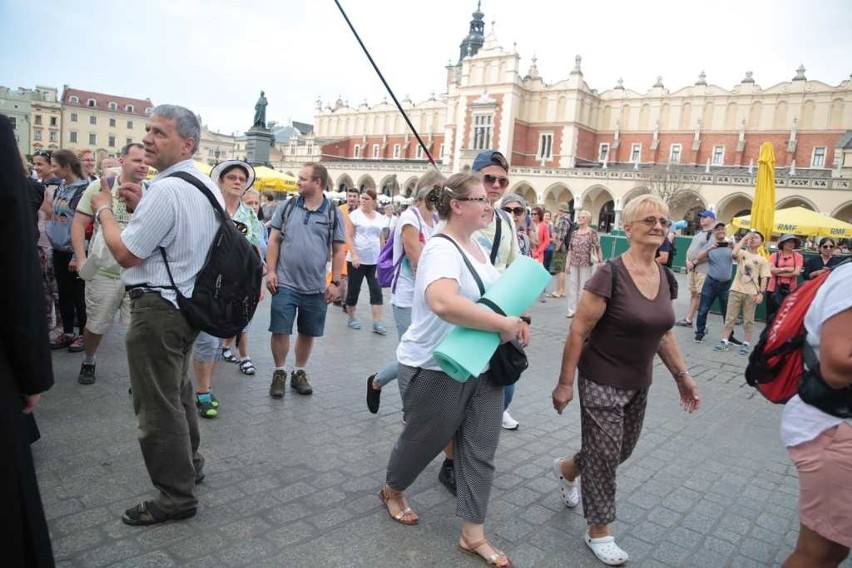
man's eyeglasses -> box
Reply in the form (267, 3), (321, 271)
(635, 216), (672, 228)
(482, 174), (509, 189)
(455, 196), (489, 203)
(502, 206), (525, 215)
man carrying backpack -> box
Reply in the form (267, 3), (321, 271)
(265, 163), (345, 398)
(91, 105), (221, 526)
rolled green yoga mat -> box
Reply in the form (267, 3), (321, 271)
(433, 255), (551, 382)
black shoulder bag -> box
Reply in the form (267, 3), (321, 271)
(434, 234), (527, 385)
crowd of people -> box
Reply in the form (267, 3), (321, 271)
(6, 104), (851, 568)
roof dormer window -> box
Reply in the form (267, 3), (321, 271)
(87, 99), (96, 107)
(69, 96), (79, 104)
(108, 101), (117, 110)
(144, 107), (153, 114)
(126, 104), (134, 112)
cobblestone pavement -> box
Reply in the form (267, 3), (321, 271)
(34, 273), (850, 567)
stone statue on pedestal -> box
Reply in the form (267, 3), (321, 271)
(253, 91), (268, 129)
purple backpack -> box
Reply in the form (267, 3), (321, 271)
(376, 209), (430, 290)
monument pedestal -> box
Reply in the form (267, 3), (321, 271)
(244, 127), (275, 166)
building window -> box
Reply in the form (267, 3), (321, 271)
(289, 145), (296, 155)
(108, 102), (117, 110)
(49, 131), (58, 143)
(372, 144), (380, 159)
(69, 131), (77, 143)
(537, 133), (553, 161)
(127, 120), (133, 129)
(416, 145), (424, 160)
(71, 113), (78, 122)
(69, 96), (79, 104)
(126, 137), (133, 145)
(353, 145), (361, 158)
(50, 116), (57, 126)
(472, 114), (493, 150)
(144, 107), (152, 114)
(712, 145), (724, 165)
(811, 146), (826, 168)
(89, 133), (97, 145)
(89, 115), (97, 125)
(108, 135), (116, 147)
(87, 99), (96, 107)
(630, 143), (642, 163)
(669, 143), (682, 164)
(439, 143), (445, 158)
(34, 129), (42, 141)
(34, 115), (42, 126)
(598, 143), (610, 163)
(109, 118), (116, 127)
(393, 144), (401, 159)
(126, 104), (135, 112)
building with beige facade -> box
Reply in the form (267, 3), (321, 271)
(59, 87), (154, 164)
(30, 85), (62, 154)
(306, 4), (852, 229)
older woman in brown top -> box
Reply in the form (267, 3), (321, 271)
(551, 194), (701, 566)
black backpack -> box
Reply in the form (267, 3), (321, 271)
(276, 195), (339, 258)
(159, 171), (263, 338)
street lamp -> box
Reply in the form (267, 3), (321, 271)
(214, 146), (221, 163)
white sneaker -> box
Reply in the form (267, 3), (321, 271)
(501, 410), (519, 430)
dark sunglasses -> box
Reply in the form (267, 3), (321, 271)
(482, 174), (509, 189)
(821, 244), (834, 249)
(502, 206), (525, 215)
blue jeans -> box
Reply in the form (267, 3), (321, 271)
(695, 276), (731, 338)
(504, 383), (515, 410)
(375, 305), (413, 393)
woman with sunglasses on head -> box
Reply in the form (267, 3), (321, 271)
(802, 238), (843, 281)
(32, 149), (65, 341)
(344, 188), (388, 335)
(565, 209), (603, 318)
(380, 173), (527, 568)
(552, 195), (700, 566)
(45, 149), (89, 351)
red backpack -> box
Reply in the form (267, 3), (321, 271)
(745, 259), (848, 403)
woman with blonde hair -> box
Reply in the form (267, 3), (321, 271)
(552, 194), (700, 565)
(380, 173), (526, 568)
(565, 209), (602, 318)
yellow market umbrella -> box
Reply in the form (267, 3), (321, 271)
(732, 206), (852, 239)
(750, 142), (776, 256)
(253, 166), (297, 193)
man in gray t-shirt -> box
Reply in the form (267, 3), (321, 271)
(692, 222), (734, 343)
(265, 163), (345, 398)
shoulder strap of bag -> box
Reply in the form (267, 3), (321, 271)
(391, 208), (425, 293)
(434, 233), (485, 296)
(157, 171), (226, 294)
(489, 210), (503, 265)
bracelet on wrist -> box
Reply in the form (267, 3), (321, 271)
(95, 205), (113, 222)
(520, 315), (531, 325)
(674, 370), (691, 380)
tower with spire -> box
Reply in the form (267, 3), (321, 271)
(458, 2), (485, 63)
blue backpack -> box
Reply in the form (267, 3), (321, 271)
(376, 209), (432, 289)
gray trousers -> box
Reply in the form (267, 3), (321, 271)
(127, 293), (203, 514)
(386, 365), (503, 524)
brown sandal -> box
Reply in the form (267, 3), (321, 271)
(459, 535), (512, 567)
(378, 485), (418, 525)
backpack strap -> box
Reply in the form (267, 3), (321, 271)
(390, 208), (425, 293)
(489, 210), (504, 265)
(434, 234), (485, 295)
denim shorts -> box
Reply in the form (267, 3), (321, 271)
(193, 331), (223, 363)
(269, 285), (328, 337)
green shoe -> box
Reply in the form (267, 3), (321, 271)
(195, 393), (218, 418)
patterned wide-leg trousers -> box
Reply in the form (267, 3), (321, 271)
(573, 376), (649, 526)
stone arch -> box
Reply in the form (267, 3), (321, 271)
(540, 183), (574, 214)
(702, 102), (714, 129)
(336, 173), (354, 192)
(777, 195), (818, 211)
(402, 175), (418, 198)
(748, 101), (762, 128)
(601, 105), (612, 130)
(831, 201), (852, 224)
(638, 104), (650, 130)
(679, 103), (692, 130)
(715, 192), (753, 224)
(621, 185), (651, 208)
(668, 190), (707, 221)
(829, 98), (844, 129)
(578, 184), (615, 229)
(508, 181), (536, 205)
(378, 174), (398, 197)
(773, 100), (788, 129)
(356, 174), (376, 192)
(724, 102), (738, 130)
(659, 103), (671, 130)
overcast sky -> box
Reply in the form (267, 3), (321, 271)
(3, 0), (850, 135)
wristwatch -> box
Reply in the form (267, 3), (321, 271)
(330, 280), (340, 287)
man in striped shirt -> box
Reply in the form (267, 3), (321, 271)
(91, 105), (222, 526)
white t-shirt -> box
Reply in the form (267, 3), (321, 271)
(780, 262), (852, 447)
(347, 208), (385, 265)
(397, 235), (500, 370)
(390, 207), (438, 308)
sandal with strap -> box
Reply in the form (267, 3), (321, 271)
(121, 500), (196, 526)
(584, 531), (629, 566)
(239, 358), (256, 375)
(221, 347), (238, 363)
(378, 485), (418, 525)
(459, 535), (512, 568)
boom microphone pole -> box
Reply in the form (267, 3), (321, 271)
(333, 0), (438, 169)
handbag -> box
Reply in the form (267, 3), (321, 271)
(589, 231), (600, 264)
(797, 341), (852, 418)
(433, 234), (528, 385)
